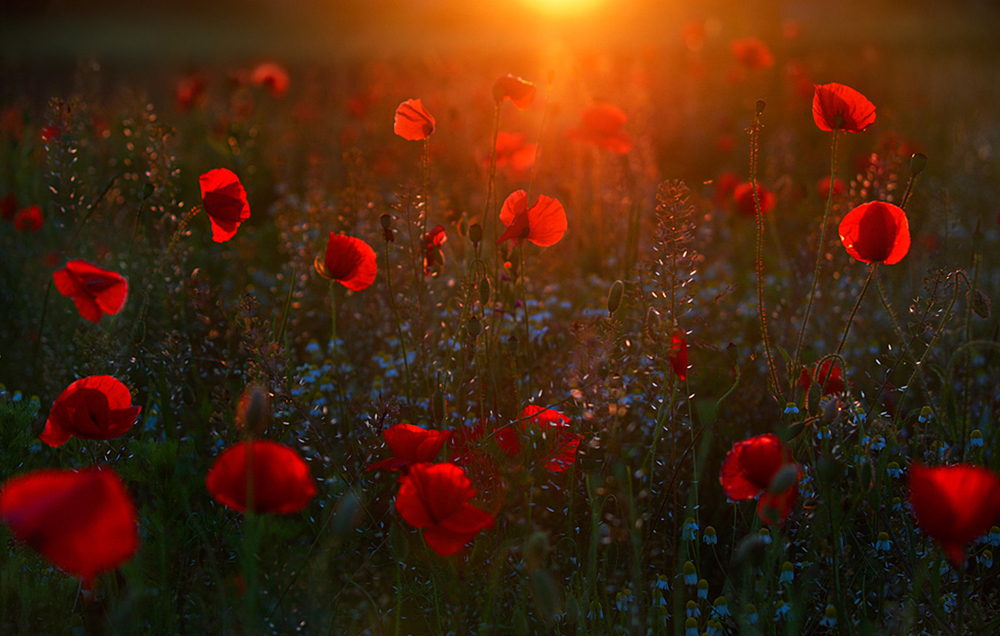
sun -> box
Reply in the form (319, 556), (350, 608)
(519, 0), (606, 17)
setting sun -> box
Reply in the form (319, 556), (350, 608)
(519, 0), (606, 17)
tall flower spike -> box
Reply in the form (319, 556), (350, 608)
(0, 467), (139, 584)
(199, 168), (251, 242)
(53, 259), (128, 323)
(40, 375), (141, 447)
(909, 463), (1000, 568)
(812, 83), (876, 133)
(839, 201), (910, 265)
(394, 99), (435, 141)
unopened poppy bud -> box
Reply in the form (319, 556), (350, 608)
(467, 316), (482, 338)
(607, 280), (624, 317)
(379, 213), (393, 230)
(755, 99), (766, 114)
(645, 307), (661, 341)
(479, 275), (491, 305)
(142, 182), (155, 199)
(910, 152), (927, 176)
(236, 385), (270, 434)
(469, 222), (483, 246)
(769, 463), (800, 494)
(822, 397), (842, 426)
(973, 289), (991, 319)
(523, 531), (549, 570)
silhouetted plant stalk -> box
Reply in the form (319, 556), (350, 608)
(750, 99), (782, 401)
(125, 181), (154, 268)
(486, 104), (502, 286)
(794, 128), (840, 390)
(835, 264), (877, 355)
(381, 215), (412, 402)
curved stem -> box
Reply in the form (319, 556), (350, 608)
(835, 264), (876, 356)
(384, 239), (412, 402)
(794, 130), (840, 388)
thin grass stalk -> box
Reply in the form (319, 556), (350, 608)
(794, 129), (840, 388)
(486, 105), (502, 289)
(749, 103), (782, 401)
(836, 264), (877, 355)
(384, 239), (412, 402)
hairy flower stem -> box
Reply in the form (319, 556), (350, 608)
(383, 240), (412, 402)
(794, 129), (840, 388)
(519, 244), (532, 380)
(750, 106), (782, 400)
(836, 264), (876, 355)
(486, 105), (501, 290)
(125, 183), (152, 270)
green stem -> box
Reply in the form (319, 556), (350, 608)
(794, 129), (840, 388)
(384, 239), (412, 402)
(836, 264), (876, 355)
(519, 244), (531, 377)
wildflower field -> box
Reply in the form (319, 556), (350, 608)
(3, 1), (1000, 634)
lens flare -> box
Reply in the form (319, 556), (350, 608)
(520, 0), (606, 17)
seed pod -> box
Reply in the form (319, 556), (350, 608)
(467, 316), (482, 338)
(479, 275), (491, 305)
(142, 182), (155, 199)
(973, 289), (991, 319)
(645, 307), (661, 342)
(755, 99), (766, 114)
(469, 222), (483, 246)
(379, 213), (393, 230)
(607, 280), (624, 317)
(910, 152), (928, 176)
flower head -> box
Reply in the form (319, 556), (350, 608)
(250, 62), (290, 98)
(496, 405), (582, 473)
(0, 467), (139, 584)
(394, 462), (494, 556)
(492, 131), (537, 174)
(493, 74), (536, 109)
(176, 73), (208, 111)
(496, 190), (567, 248)
(798, 360), (846, 396)
(367, 424), (450, 473)
(568, 104), (631, 154)
(199, 168), (251, 242)
(13, 204), (43, 231)
(40, 376), (141, 447)
(719, 433), (798, 525)
(909, 463), (1000, 568)
(206, 441), (316, 514)
(422, 225), (447, 276)
(813, 83), (876, 133)
(317, 233), (377, 291)
(394, 98), (435, 141)
(53, 259), (128, 323)
(839, 201), (910, 265)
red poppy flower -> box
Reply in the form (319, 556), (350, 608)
(839, 201), (910, 265)
(1, 193), (17, 221)
(176, 74), (208, 111)
(569, 104), (631, 154)
(812, 83), (876, 133)
(250, 62), (290, 98)
(720, 433), (798, 525)
(493, 131), (537, 173)
(13, 204), (43, 231)
(817, 176), (845, 199)
(670, 331), (689, 381)
(798, 360), (846, 396)
(206, 441), (316, 514)
(496, 190), (567, 247)
(199, 168), (251, 243)
(40, 375), (141, 447)
(733, 182), (776, 217)
(730, 37), (775, 70)
(0, 467), (139, 584)
(53, 259), (128, 323)
(394, 462), (494, 556)
(394, 99), (435, 141)
(493, 74), (536, 110)
(496, 405), (582, 473)
(368, 424), (451, 473)
(909, 463), (1000, 568)
(714, 171), (741, 206)
(423, 225), (447, 275)
(317, 233), (377, 291)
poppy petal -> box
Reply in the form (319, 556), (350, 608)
(525, 195), (568, 247)
(394, 99), (435, 141)
(839, 201), (910, 264)
(199, 168), (251, 242)
(53, 260), (128, 323)
(720, 433), (791, 500)
(812, 83), (876, 133)
(206, 441), (316, 514)
(322, 233), (377, 291)
(0, 468), (139, 583)
(40, 375), (140, 447)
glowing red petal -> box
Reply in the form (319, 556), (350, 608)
(670, 331), (689, 381)
(52, 260), (128, 324)
(199, 168), (251, 242)
(394, 98), (435, 141)
(493, 74), (536, 110)
(839, 201), (910, 264)
(206, 441), (316, 514)
(323, 233), (377, 291)
(0, 467), (138, 584)
(40, 375), (141, 447)
(812, 83), (876, 133)
(394, 463), (493, 556)
(720, 433), (791, 501)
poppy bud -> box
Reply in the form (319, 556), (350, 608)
(645, 307), (661, 342)
(607, 280), (624, 317)
(142, 182), (155, 199)
(237, 384), (270, 434)
(479, 275), (491, 305)
(822, 397), (842, 426)
(973, 289), (991, 319)
(523, 531), (549, 571)
(769, 463), (800, 494)
(469, 222), (483, 246)
(467, 316), (482, 338)
(910, 152), (927, 176)
(379, 214), (394, 243)
(755, 99), (766, 114)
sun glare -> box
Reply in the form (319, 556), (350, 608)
(520, 0), (606, 17)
